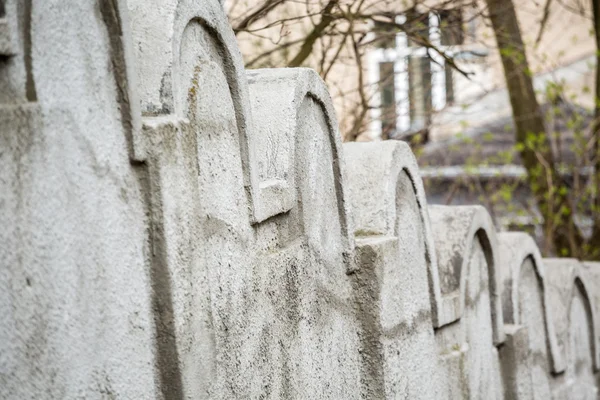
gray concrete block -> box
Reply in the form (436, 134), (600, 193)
(343, 141), (444, 327)
(544, 259), (599, 398)
(2, 0), (600, 398)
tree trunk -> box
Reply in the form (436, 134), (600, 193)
(486, 0), (582, 256)
(588, 0), (600, 258)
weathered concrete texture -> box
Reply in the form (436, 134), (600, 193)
(344, 141), (445, 398)
(544, 259), (599, 399)
(0, 0), (33, 103)
(3, 1), (600, 399)
(428, 205), (504, 399)
(0, 1), (156, 398)
(497, 233), (563, 400)
(343, 141), (443, 326)
(428, 205), (504, 342)
(133, 7), (361, 398)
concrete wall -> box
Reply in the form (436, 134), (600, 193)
(0, 1), (599, 398)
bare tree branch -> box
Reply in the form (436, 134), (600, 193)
(233, 0), (287, 34)
(288, 0), (339, 67)
(535, 0), (553, 45)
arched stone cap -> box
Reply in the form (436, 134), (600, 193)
(247, 68), (354, 257)
(544, 258), (600, 371)
(128, 0), (246, 117)
(342, 141), (444, 327)
(247, 68), (351, 229)
(127, 0), (260, 210)
(497, 232), (565, 373)
(429, 205), (505, 344)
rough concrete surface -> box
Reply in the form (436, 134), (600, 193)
(2, 0), (600, 399)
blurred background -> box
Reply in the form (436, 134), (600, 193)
(226, 0), (600, 259)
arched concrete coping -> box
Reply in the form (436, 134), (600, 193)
(129, 2), (352, 249)
(128, 0), (260, 216)
(545, 258), (600, 371)
(497, 232), (565, 373)
(342, 141), (444, 328)
(247, 68), (354, 256)
(429, 205), (505, 345)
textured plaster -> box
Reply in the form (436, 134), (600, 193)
(2, 1), (600, 399)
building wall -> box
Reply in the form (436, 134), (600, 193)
(230, 0), (595, 141)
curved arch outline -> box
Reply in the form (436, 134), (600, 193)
(246, 68), (354, 260)
(129, 0), (261, 216)
(342, 141), (444, 326)
(498, 232), (565, 373)
(546, 259), (600, 372)
(572, 276), (599, 371)
(429, 205), (505, 344)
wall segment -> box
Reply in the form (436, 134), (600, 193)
(1, 1), (600, 398)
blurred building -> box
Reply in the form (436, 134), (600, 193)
(365, 1), (595, 143)
(229, 0), (596, 253)
(229, 0), (595, 143)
